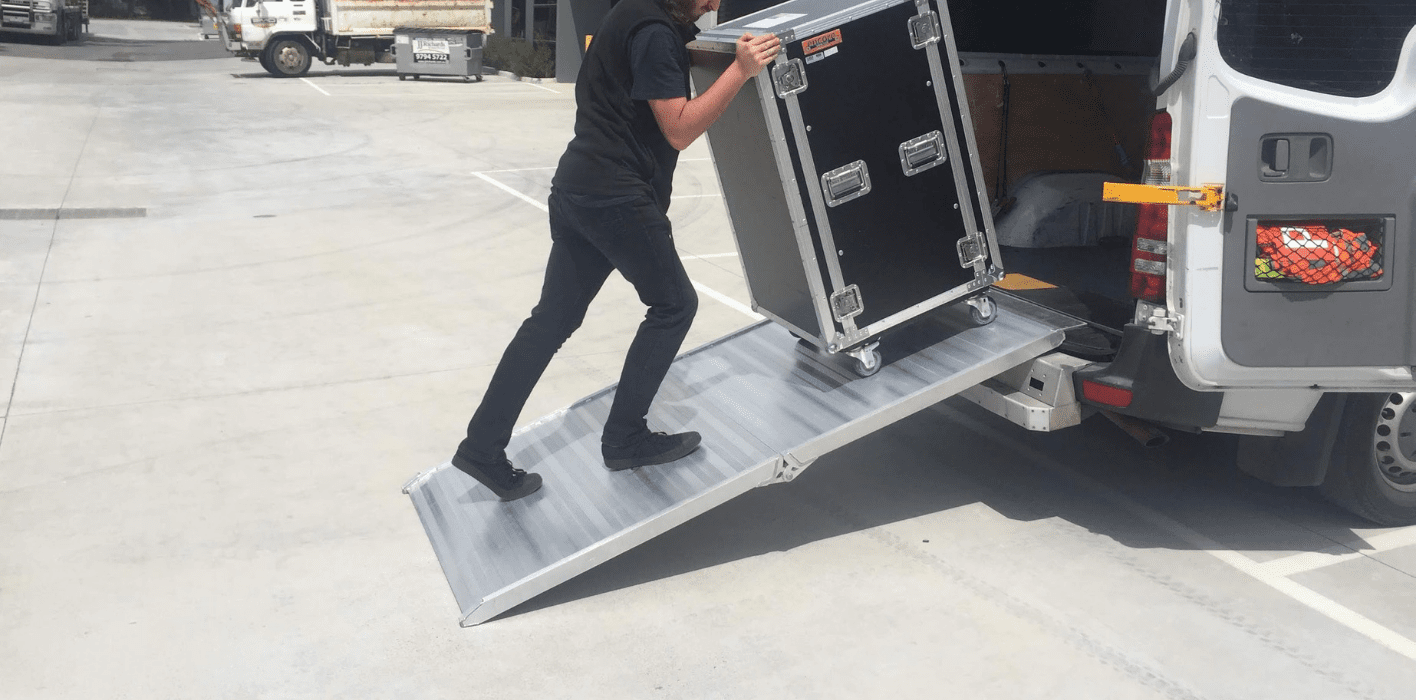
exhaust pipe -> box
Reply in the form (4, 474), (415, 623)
(1101, 409), (1170, 448)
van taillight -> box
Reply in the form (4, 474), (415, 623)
(1130, 111), (1173, 303)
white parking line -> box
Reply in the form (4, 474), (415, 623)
(472, 172), (548, 212)
(681, 253), (738, 260)
(472, 173), (758, 320)
(299, 78), (331, 96)
(471, 167), (557, 175)
(1258, 527), (1416, 577)
(945, 406), (1416, 662)
(523, 82), (561, 94)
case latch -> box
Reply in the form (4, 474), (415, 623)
(908, 11), (942, 49)
(956, 232), (987, 268)
(821, 161), (871, 207)
(899, 131), (947, 176)
(772, 59), (809, 97)
(830, 284), (864, 322)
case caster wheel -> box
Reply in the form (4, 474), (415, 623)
(398, 75), (406, 81)
(968, 294), (997, 326)
(847, 343), (882, 378)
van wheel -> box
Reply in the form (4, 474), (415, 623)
(265, 38), (312, 78)
(1319, 392), (1416, 526)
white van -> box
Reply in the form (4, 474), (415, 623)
(715, 0), (1416, 524)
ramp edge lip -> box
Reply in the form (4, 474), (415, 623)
(456, 455), (784, 627)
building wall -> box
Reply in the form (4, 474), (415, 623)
(556, 0), (613, 83)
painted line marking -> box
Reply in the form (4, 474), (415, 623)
(691, 280), (761, 320)
(473, 174), (757, 320)
(1258, 526), (1416, 577)
(299, 78), (331, 96)
(472, 172), (548, 212)
(680, 253), (738, 260)
(471, 167), (556, 175)
(943, 405), (1416, 662)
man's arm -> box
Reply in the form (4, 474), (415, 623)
(649, 32), (781, 151)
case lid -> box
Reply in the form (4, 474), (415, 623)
(694, 0), (915, 49)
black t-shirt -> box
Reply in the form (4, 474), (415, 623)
(629, 24), (691, 102)
(551, 0), (696, 209)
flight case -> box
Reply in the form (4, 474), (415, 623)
(689, 0), (1003, 376)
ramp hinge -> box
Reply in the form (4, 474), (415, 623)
(764, 453), (817, 485)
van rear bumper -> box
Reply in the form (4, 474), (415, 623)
(1073, 323), (1222, 430)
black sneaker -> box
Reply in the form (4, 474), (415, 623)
(451, 454), (543, 501)
(602, 431), (702, 472)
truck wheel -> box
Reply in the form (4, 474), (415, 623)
(48, 15), (66, 45)
(259, 50), (276, 74)
(1319, 392), (1416, 526)
(265, 38), (312, 78)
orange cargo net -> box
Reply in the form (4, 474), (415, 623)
(1255, 222), (1382, 284)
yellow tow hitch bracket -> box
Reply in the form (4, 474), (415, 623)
(1102, 182), (1225, 212)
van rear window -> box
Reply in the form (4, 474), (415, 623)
(1218, 0), (1416, 98)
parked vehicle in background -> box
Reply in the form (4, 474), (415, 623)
(220, 0), (492, 78)
(0, 0), (86, 44)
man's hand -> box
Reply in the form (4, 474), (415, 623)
(648, 33), (783, 151)
(734, 32), (780, 78)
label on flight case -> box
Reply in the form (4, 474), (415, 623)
(802, 29), (842, 56)
(805, 46), (838, 64)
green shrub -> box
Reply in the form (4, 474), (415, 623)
(483, 34), (556, 79)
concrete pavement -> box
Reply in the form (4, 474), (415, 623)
(3, 19), (1416, 700)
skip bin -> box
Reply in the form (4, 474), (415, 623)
(394, 27), (485, 82)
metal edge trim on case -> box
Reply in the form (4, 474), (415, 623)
(755, 66), (839, 346)
(859, 283), (974, 340)
(935, 0), (1005, 267)
(917, 0), (986, 278)
(778, 57), (853, 340)
(780, 0), (916, 41)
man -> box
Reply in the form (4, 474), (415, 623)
(451, 0), (781, 500)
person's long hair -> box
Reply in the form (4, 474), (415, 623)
(662, 0), (695, 26)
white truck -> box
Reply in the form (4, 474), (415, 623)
(403, 0), (1416, 625)
(220, 0), (491, 78)
(0, 0), (85, 44)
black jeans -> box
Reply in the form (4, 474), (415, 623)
(456, 188), (699, 465)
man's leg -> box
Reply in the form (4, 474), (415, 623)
(454, 191), (614, 494)
(581, 197), (700, 464)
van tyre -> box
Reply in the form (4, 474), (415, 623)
(264, 38), (312, 78)
(1319, 392), (1416, 526)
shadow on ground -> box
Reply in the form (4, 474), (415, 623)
(0, 34), (228, 61)
(498, 397), (1369, 621)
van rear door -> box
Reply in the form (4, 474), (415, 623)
(1171, 0), (1416, 390)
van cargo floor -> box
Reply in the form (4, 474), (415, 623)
(404, 293), (1073, 626)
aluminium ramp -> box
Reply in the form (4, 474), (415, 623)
(404, 293), (1073, 626)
